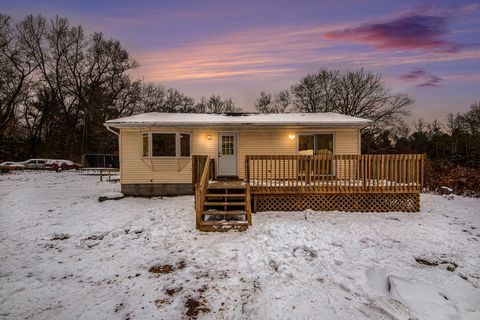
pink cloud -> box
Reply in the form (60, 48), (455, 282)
(325, 14), (461, 53)
(400, 68), (443, 87)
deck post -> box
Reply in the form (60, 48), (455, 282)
(246, 183), (252, 225)
(195, 183), (200, 229)
(245, 155), (250, 183)
(305, 156), (311, 186)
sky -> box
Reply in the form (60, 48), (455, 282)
(2, 0), (480, 121)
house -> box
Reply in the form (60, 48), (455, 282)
(105, 112), (425, 231)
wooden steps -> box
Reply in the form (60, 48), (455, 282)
(206, 193), (245, 197)
(203, 210), (246, 216)
(204, 202), (246, 206)
(199, 220), (248, 232)
(198, 180), (252, 232)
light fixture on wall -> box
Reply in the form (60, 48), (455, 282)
(206, 135), (212, 140)
(288, 134), (295, 140)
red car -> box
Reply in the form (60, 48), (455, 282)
(46, 159), (81, 171)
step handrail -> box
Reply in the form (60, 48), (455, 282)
(195, 156), (211, 229)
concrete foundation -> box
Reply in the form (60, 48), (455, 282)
(121, 183), (194, 197)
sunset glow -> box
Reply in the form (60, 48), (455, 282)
(3, 0), (479, 119)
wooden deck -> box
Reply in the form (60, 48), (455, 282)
(245, 154), (424, 194)
(193, 154), (425, 231)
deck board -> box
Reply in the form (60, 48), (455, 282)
(208, 180), (246, 189)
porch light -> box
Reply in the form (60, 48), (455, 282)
(288, 134), (295, 140)
(206, 135), (212, 140)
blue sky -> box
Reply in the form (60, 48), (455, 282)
(2, 0), (480, 120)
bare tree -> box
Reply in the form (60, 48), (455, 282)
(139, 83), (166, 113)
(463, 102), (480, 136)
(195, 95), (240, 113)
(194, 96), (208, 113)
(254, 91), (272, 113)
(1, 13), (140, 158)
(291, 69), (412, 131)
(274, 90), (291, 113)
(291, 70), (339, 112)
(255, 90), (291, 113)
(161, 88), (194, 112)
(0, 14), (37, 143)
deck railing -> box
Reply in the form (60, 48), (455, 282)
(245, 154), (425, 194)
(194, 155), (213, 228)
(192, 155), (215, 188)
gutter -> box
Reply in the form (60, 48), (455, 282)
(104, 121), (373, 129)
(104, 123), (120, 136)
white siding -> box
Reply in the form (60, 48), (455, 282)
(120, 127), (360, 184)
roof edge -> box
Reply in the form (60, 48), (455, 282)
(106, 121), (372, 129)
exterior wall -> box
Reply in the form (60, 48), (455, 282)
(237, 128), (360, 179)
(119, 127), (360, 185)
(120, 128), (216, 185)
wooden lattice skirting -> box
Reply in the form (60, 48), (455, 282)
(253, 193), (420, 213)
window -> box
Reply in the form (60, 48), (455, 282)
(298, 134), (333, 155)
(221, 135), (234, 155)
(298, 135), (315, 155)
(142, 132), (191, 158)
(142, 134), (149, 157)
(298, 133), (334, 175)
(152, 133), (176, 157)
(314, 134), (334, 155)
(180, 133), (191, 157)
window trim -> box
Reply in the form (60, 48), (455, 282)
(142, 132), (192, 158)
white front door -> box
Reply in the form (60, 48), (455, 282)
(217, 132), (237, 176)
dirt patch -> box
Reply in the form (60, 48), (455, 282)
(177, 260), (186, 270)
(149, 260), (186, 274)
(114, 303), (124, 312)
(165, 287), (183, 296)
(415, 257), (458, 271)
(269, 260), (279, 272)
(154, 298), (171, 307)
(415, 258), (439, 266)
(149, 265), (174, 274)
(195, 271), (209, 280)
(197, 285), (208, 293)
(387, 217), (400, 221)
(293, 246), (317, 261)
(447, 264), (457, 272)
(185, 298), (210, 319)
(50, 233), (70, 241)
(85, 234), (105, 241)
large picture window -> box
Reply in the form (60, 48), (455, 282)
(298, 133), (334, 175)
(152, 133), (176, 156)
(142, 132), (191, 158)
(298, 134), (333, 155)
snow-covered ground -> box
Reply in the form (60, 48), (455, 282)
(0, 171), (479, 320)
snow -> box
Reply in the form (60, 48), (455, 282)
(46, 159), (77, 166)
(98, 191), (124, 202)
(1, 171), (479, 320)
(105, 112), (373, 128)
